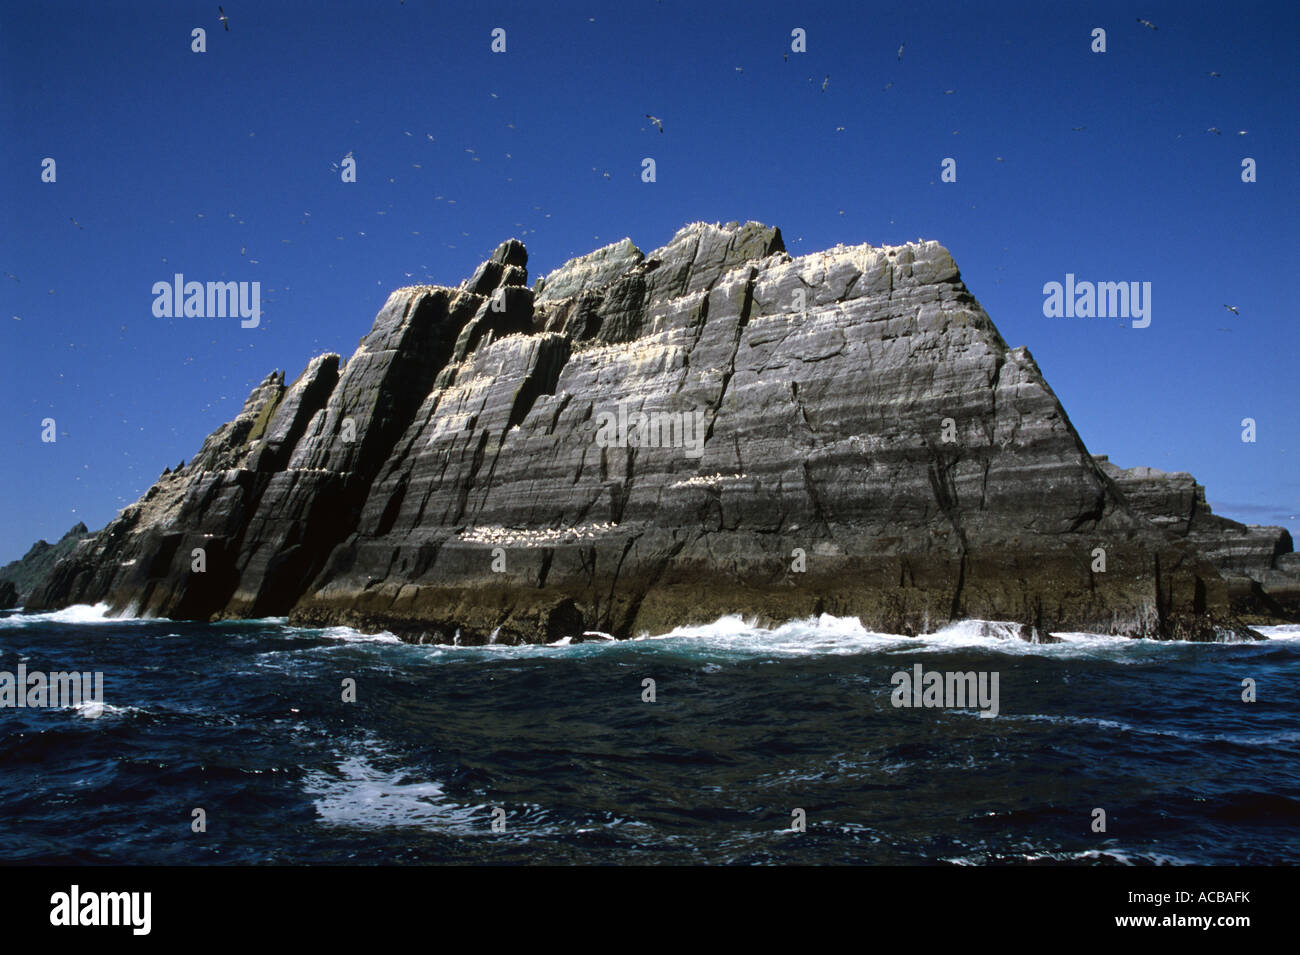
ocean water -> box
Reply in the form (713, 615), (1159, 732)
(0, 604), (1296, 865)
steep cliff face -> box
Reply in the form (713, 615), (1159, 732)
(29, 221), (1264, 641)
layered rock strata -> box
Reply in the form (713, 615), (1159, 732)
(28, 222), (1277, 642)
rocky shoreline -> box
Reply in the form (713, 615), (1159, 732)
(20, 221), (1298, 642)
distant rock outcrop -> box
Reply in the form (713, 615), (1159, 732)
(1093, 456), (1299, 622)
(0, 522), (90, 606)
(26, 222), (1277, 642)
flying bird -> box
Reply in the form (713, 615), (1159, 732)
(645, 114), (664, 133)
(943, 89), (955, 95)
(1237, 130), (1248, 136)
(1071, 126), (1086, 131)
(1136, 18), (1157, 30)
(70, 217), (83, 229)
(882, 82), (893, 91)
(218, 6), (229, 31)
(835, 126), (844, 132)
(821, 75), (829, 92)
(1207, 127), (1222, 135)
(897, 43), (905, 60)
(1207, 71), (1221, 77)
(1223, 305), (1239, 315)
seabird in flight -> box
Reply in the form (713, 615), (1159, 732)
(1136, 18), (1157, 30)
(645, 114), (664, 133)
(218, 6), (229, 31)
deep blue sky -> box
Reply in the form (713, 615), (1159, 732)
(1, 0), (1296, 559)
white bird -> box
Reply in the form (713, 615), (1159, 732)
(1207, 71), (1221, 77)
(1223, 304), (1239, 315)
(1237, 130), (1248, 136)
(218, 6), (229, 31)
(1207, 127), (1222, 135)
(897, 43), (904, 60)
(821, 75), (829, 92)
(645, 114), (664, 133)
(943, 89), (955, 95)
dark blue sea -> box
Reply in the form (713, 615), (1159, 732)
(1, 605), (1296, 865)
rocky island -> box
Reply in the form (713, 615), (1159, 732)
(22, 222), (1299, 642)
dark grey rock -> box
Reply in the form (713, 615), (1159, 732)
(1094, 455), (1299, 621)
(26, 222), (1271, 642)
(0, 521), (91, 606)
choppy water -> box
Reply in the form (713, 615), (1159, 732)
(0, 604), (1296, 864)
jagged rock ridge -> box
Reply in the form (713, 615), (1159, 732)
(27, 221), (1293, 642)
(0, 522), (90, 607)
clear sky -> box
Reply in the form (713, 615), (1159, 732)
(1, 0), (1296, 559)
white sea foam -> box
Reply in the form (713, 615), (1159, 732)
(0, 603), (146, 627)
(271, 613), (1298, 664)
(63, 700), (143, 720)
(302, 755), (483, 831)
(313, 626), (401, 644)
(1254, 624), (1300, 640)
(941, 847), (1196, 866)
(1000, 712), (1300, 747)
